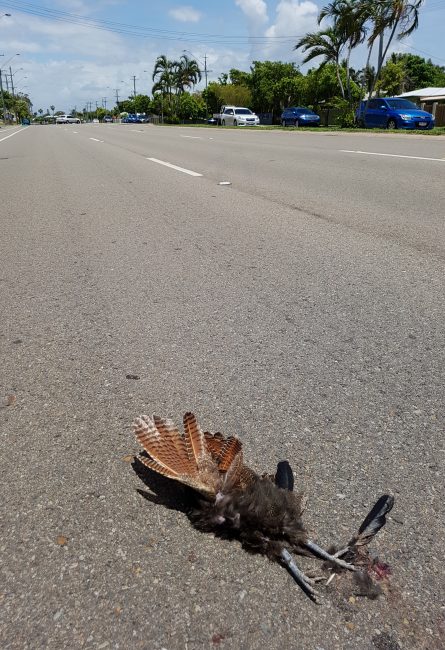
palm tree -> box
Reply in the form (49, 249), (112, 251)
(361, 0), (424, 110)
(152, 55), (178, 119)
(367, 0), (423, 79)
(175, 54), (202, 93)
(319, 0), (367, 104)
(295, 27), (346, 98)
(152, 55), (175, 93)
(50, 104), (55, 116)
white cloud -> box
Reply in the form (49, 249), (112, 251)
(168, 6), (202, 23)
(264, 0), (319, 60)
(235, 0), (269, 31)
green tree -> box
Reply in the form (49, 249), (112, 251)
(177, 92), (205, 121)
(228, 69), (252, 86)
(390, 52), (445, 90)
(375, 58), (406, 95)
(134, 94), (151, 114)
(362, 0), (424, 104)
(249, 60), (302, 116)
(318, 1), (367, 104)
(175, 54), (202, 93)
(152, 54), (177, 119)
(295, 27), (346, 99)
(50, 104), (55, 115)
(119, 99), (136, 113)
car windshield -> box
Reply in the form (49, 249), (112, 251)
(296, 108), (315, 114)
(235, 109), (253, 115)
(385, 99), (418, 110)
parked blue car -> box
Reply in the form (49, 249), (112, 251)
(281, 107), (320, 127)
(355, 98), (435, 130)
(121, 114), (138, 123)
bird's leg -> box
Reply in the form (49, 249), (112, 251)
(333, 546), (350, 558)
(280, 548), (320, 602)
(303, 540), (357, 571)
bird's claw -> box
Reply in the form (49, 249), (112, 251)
(280, 549), (321, 602)
(304, 540), (357, 571)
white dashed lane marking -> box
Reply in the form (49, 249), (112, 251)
(340, 149), (445, 162)
(0, 127), (29, 143)
(146, 157), (203, 176)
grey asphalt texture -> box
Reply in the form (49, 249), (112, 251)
(1, 123), (444, 650)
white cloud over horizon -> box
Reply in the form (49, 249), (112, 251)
(168, 6), (203, 23)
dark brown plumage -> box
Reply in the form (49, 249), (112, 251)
(133, 411), (394, 602)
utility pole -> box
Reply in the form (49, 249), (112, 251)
(9, 66), (17, 123)
(114, 88), (120, 112)
(132, 75), (137, 113)
(0, 69), (7, 124)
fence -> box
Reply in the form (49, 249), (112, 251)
(434, 104), (445, 126)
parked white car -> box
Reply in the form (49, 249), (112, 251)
(220, 106), (260, 126)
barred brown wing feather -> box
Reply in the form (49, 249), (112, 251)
(218, 436), (243, 471)
(153, 415), (191, 468)
(137, 455), (216, 496)
(136, 454), (180, 480)
(203, 431), (225, 459)
(222, 451), (244, 491)
(183, 412), (206, 462)
(134, 415), (197, 477)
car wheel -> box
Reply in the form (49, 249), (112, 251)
(282, 120), (286, 127)
(233, 120), (237, 126)
(221, 119), (225, 126)
(294, 119), (299, 127)
(387, 119), (397, 130)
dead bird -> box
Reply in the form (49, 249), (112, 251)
(133, 411), (394, 602)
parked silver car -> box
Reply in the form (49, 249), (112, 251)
(220, 106), (260, 126)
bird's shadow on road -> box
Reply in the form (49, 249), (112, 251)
(131, 454), (196, 515)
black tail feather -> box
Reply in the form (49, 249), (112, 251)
(275, 460), (294, 492)
(350, 494), (394, 547)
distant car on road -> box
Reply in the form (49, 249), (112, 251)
(280, 107), (320, 127)
(121, 113), (149, 124)
(22, 118), (31, 125)
(355, 98), (435, 130)
(56, 114), (80, 124)
(103, 115), (113, 123)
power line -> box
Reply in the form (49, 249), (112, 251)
(0, 0), (305, 44)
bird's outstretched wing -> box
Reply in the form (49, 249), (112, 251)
(134, 412), (247, 497)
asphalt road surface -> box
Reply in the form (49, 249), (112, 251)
(1, 123), (444, 650)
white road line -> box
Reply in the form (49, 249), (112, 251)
(340, 149), (445, 162)
(0, 127), (29, 143)
(146, 157), (203, 176)
(180, 135), (202, 139)
(89, 137), (103, 142)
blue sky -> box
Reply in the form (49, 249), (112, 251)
(1, 0), (444, 113)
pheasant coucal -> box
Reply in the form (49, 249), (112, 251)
(133, 411), (394, 601)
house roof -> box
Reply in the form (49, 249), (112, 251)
(397, 87), (445, 99)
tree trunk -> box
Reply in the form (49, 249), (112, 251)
(364, 19), (400, 117)
(335, 61), (345, 100)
